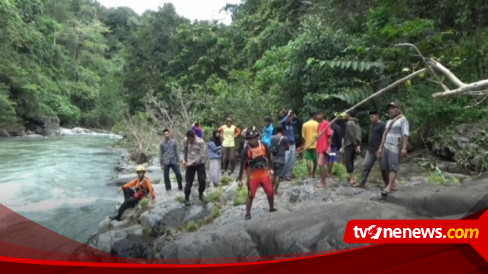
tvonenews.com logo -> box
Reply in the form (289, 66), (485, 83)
(343, 214), (488, 261)
(353, 225), (479, 240)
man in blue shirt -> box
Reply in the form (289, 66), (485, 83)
(261, 116), (274, 147)
(281, 109), (298, 181)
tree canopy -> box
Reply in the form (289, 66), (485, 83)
(1, 0), (488, 146)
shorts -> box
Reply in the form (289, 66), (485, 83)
(304, 149), (318, 162)
(327, 146), (339, 163)
(248, 177), (274, 199)
(381, 148), (400, 172)
(273, 162), (286, 177)
(318, 152), (328, 166)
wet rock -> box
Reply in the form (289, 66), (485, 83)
(106, 174), (135, 186)
(470, 155), (485, 170)
(224, 183), (239, 201)
(386, 179), (488, 217)
(157, 227), (259, 261)
(182, 203), (215, 224)
(111, 235), (154, 258)
(20, 134), (44, 138)
(289, 188), (300, 203)
(140, 211), (163, 237)
(455, 136), (470, 149)
(0, 129), (10, 137)
(107, 173), (162, 186)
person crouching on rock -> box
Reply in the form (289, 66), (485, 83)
(237, 126), (277, 220)
(110, 165), (155, 221)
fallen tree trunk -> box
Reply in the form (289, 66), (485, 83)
(306, 68), (427, 149)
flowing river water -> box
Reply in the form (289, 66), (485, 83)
(0, 135), (122, 243)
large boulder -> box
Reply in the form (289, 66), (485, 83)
(111, 235), (154, 258)
(386, 178), (488, 217)
(0, 129), (10, 138)
(429, 122), (488, 172)
(155, 200), (406, 260)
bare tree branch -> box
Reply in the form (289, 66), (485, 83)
(432, 79), (488, 98)
(306, 68), (427, 149)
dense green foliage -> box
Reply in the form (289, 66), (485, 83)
(2, 0), (488, 147)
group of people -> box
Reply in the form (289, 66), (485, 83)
(110, 101), (410, 221)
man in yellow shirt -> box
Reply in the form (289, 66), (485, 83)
(302, 111), (319, 178)
(219, 117), (241, 175)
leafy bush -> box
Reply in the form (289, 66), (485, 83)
(332, 163), (349, 180)
(211, 204), (222, 219)
(206, 187), (224, 204)
(221, 175), (232, 186)
(427, 170), (460, 186)
(138, 198), (150, 210)
(175, 196), (185, 204)
(186, 221), (199, 232)
(292, 160), (309, 179)
(234, 186), (248, 206)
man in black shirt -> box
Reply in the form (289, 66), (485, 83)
(328, 113), (345, 177)
(356, 110), (386, 187)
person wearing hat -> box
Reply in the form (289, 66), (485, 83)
(237, 126), (277, 220)
(354, 110), (386, 188)
(219, 117), (241, 175)
(110, 165), (156, 221)
(261, 116), (274, 148)
(377, 102), (410, 199)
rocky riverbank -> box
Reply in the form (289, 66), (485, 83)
(87, 154), (488, 261)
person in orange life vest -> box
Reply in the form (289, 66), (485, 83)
(218, 117), (241, 175)
(237, 127), (277, 220)
(110, 165), (155, 221)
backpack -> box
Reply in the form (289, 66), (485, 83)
(247, 141), (268, 170)
(272, 136), (283, 156)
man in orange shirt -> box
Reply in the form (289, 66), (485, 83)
(237, 127), (277, 220)
(110, 165), (155, 221)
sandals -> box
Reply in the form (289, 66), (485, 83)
(269, 208), (278, 212)
(245, 214), (251, 221)
(351, 182), (363, 188)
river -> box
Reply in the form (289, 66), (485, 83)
(0, 135), (122, 243)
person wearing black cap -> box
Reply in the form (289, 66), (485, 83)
(354, 110), (386, 188)
(237, 126), (277, 220)
(377, 102), (410, 199)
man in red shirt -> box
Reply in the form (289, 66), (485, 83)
(316, 110), (333, 188)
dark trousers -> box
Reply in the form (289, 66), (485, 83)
(185, 163), (206, 196)
(115, 188), (139, 219)
(222, 147), (235, 172)
(163, 163), (183, 190)
(360, 150), (378, 185)
(344, 145), (357, 173)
